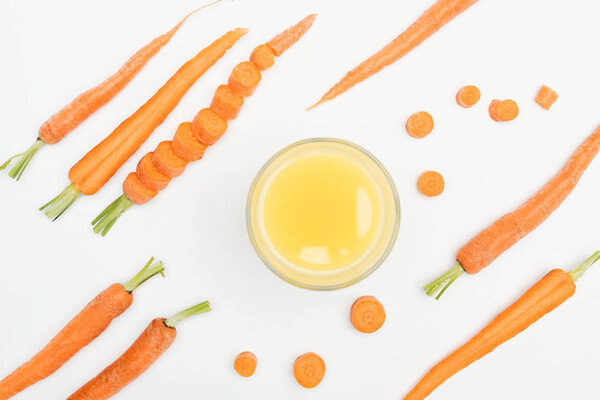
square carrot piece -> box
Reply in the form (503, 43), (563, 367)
(535, 85), (558, 110)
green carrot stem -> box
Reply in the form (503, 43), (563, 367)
(122, 257), (165, 292)
(164, 301), (211, 328)
(91, 194), (133, 236)
(423, 261), (464, 300)
(39, 183), (81, 220)
(568, 251), (600, 282)
(2, 139), (45, 181)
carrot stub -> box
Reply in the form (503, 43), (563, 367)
(456, 85), (480, 108)
(406, 111), (434, 138)
(172, 122), (207, 162)
(192, 108), (228, 145)
(250, 44), (275, 70)
(136, 153), (170, 191)
(293, 352), (325, 389)
(350, 296), (386, 333)
(234, 351), (257, 377)
(489, 99), (519, 121)
(123, 172), (157, 205)
(211, 84), (244, 120)
(535, 85), (558, 110)
(417, 171), (444, 197)
(152, 141), (188, 178)
(228, 62), (262, 97)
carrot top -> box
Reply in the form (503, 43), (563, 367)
(122, 257), (165, 292)
(164, 300), (211, 328)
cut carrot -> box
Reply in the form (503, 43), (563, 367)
(406, 252), (599, 399)
(425, 127), (600, 299)
(0, 258), (164, 399)
(417, 171), (444, 197)
(293, 352), (325, 389)
(1, 3), (220, 181)
(488, 99), (501, 121)
(489, 99), (518, 122)
(350, 296), (386, 333)
(234, 351), (257, 377)
(406, 111), (434, 138)
(267, 14), (317, 56)
(309, 1), (479, 109)
(152, 141), (188, 178)
(250, 44), (275, 70)
(191, 108), (228, 145)
(228, 62), (262, 97)
(211, 84), (244, 120)
(136, 153), (170, 191)
(123, 173), (157, 205)
(456, 85), (480, 108)
(172, 122), (207, 161)
(535, 85), (558, 110)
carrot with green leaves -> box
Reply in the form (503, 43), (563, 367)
(67, 301), (211, 400)
(309, 0), (479, 109)
(39, 27), (247, 220)
(0, 258), (164, 400)
(92, 14), (317, 236)
(425, 127), (600, 299)
(0, 2), (221, 181)
(405, 251), (600, 399)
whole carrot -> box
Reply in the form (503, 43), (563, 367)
(425, 127), (600, 299)
(91, 15), (317, 236)
(405, 251), (600, 399)
(0, 2), (221, 181)
(40, 27), (248, 220)
(0, 258), (164, 400)
(67, 301), (211, 400)
(309, 0), (479, 109)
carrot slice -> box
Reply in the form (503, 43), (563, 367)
(136, 153), (170, 191)
(535, 85), (558, 110)
(456, 85), (480, 108)
(228, 62), (261, 97)
(488, 99), (501, 121)
(123, 172), (157, 205)
(406, 111), (434, 138)
(234, 351), (257, 377)
(191, 108), (228, 145)
(211, 84), (244, 120)
(250, 44), (275, 71)
(293, 352), (325, 389)
(152, 141), (188, 178)
(172, 122), (207, 162)
(418, 171), (444, 197)
(489, 99), (519, 122)
(350, 296), (386, 333)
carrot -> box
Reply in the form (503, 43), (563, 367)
(92, 15), (317, 236)
(308, 0), (479, 109)
(234, 351), (257, 377)
(489, 99), (519, 122)
(250, 44), (275, 70)
(67, 301), (211, 400)
(211, 84), (245, 120)
(39, 28), (248, 220)
(0, 258), (164, 400)
(406, 111), (434, 138)
(350, 296), (386, 333)
(535, 85), (558, 110)
(293, 352), (325, 389)
(406, 252), (600, 399)
(152, 141), (188, 178)
(424, 127), (600, 299)
(0, 2), (220, 181)
(417, 171), (444, 197)
(456, 85), (480, 108)
(137, 153), (171, 191)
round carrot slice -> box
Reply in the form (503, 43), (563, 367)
(191, 108), (228, 145)
(456, 85), (480, 108)
(350, 295), (386, 333)
(489, 99), (519, 121)
(228, 61), (262, 97)
(250, 44), (275, 71)
(152, 141), (188, 178)
(172, 122), (207, 162)
(136, 152), (170, 191)
(417, 171), (444, 197)
(123, 172), (157, 205)
(488, 99), (501, 121)
(210, 84), (244, 120)
(293, 352), (325, 389)
(406, 111), (434, 138)
(234, 351), (257, 377)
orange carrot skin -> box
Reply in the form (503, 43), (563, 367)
(67, 318), (176, 400)
(267, 14), (317, 56)
(69, 28), (247, 195)
(404, 269), (574, 400)
(0, 284), (132, 400)
(457, 127), (600, 274)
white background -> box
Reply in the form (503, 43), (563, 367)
(2, 0), (600, 399)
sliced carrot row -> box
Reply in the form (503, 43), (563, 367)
(172, 122), (207, 162)
(489, 99), (519, 122)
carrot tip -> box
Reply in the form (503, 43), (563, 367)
(306, 99), (323, 111)
(91, 194), (133, 236)
(39, 183), (82, 220)
(3, 139), (44, 181)
(423, 261), (465, 299)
